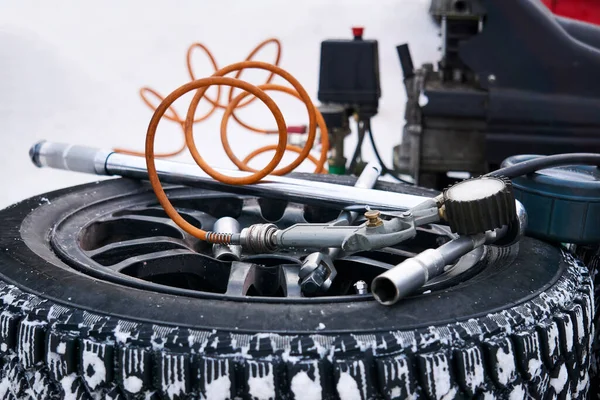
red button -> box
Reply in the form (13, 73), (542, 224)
(352, 27), (364, 38)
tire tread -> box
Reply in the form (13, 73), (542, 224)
(0, 247), (595, 398)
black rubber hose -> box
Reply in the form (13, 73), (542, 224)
(487, 153), (600, 179)
(365, 120), (414, 184)
(348, 121), (367, 173)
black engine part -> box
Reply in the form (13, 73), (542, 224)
(318, 28), (381, 118)
(395, 0), (600, 189)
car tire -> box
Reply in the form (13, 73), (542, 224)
(0, 176), (595, 399)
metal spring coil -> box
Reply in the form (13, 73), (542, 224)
(206, 232), (233, 245)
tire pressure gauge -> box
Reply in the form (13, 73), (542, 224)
(443, 176), (516, 235)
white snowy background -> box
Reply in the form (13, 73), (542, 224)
(0, 0), (439, 208)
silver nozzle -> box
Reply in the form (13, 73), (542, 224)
(212, 217), (242, 261)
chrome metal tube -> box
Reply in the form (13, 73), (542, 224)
(275, 224), (361, 249)
(354, 162), (382, 189)
(372, 226), (508, 306)
(212, 217), (242, 261)
(371, 200), (526, 306)
(30, 141), (112, 175)
(30, 141), (429, 211)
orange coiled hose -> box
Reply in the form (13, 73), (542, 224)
(221, 83), (328, 174)
(145, 61), (327, 243)
(115, 38), (328, 173)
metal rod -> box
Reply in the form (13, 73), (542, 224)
(30, 141), (430, 210)
(371, 225), (509, 306)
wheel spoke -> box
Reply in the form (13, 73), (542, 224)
(225, 261), (302, 297)
(282, 265), (302, 297)
(238, 198), (307, 228)
(78, 217), (185, 252)
(87, 236), (191, 266)
(237, 199), (264, 227)
(104, 215), (195, 234)
(276, 204), (307, 227)
(165, 192), (244, 219)
(115, 205), (207, 220)
(106, 249), (195, 273)
(107, 250), (230, 293)
(225, 262), (253, 296)
(339, 255), (395, 270)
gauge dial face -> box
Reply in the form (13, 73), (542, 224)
(446, 178), (505, 202)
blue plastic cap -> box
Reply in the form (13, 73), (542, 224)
(501, 154), (600, 244)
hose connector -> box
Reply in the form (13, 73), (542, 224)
(240, 223), (278, 253)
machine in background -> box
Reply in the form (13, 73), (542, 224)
(394, 0), (600, 189)
(317, 27), (383, 177)
(430, 0), (600, 26)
